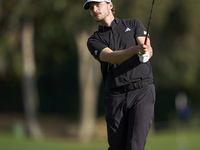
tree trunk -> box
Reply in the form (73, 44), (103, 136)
(21, 18), (42, 139)
(76, 31), (102, 142)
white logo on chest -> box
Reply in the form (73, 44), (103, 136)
(125, 27), (131, 32)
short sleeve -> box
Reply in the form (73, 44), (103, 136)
(87, 34), (107, 61)
(132, 18), (148, 38)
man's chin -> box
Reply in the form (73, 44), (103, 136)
(93, 16), (103, 22)
(95, 19), (101, 23)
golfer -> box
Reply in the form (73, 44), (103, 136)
(83, 0), (156, 150)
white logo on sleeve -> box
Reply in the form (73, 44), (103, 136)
(125, 27), (131, 32)
(144, 31), (149, 36)
(95, 50), (98, 55)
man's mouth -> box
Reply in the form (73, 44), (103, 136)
(94, 13), (101, 17)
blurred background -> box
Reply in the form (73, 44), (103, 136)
(0, 0), (200, 149)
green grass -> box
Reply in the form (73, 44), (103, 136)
(0, 133), (108, 150)
(0, 129), (200, 150)
(146, 129), (200, 150)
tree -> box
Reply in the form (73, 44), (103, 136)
(66, 0), (103, 141)
(0, 0), (43, 138)
(76, 32), (102, 141)
(21, 18), (42, 138)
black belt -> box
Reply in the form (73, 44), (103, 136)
(109, 79), (153, 92)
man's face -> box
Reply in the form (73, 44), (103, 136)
(89, 2), (112, 22)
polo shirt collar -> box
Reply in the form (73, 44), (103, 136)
(112, 18), (119, 28)
(98, 18), (119, 32)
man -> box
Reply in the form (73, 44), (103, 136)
(83, 0), (156, 150)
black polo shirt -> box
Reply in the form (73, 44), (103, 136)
(87, 18), (153, 89)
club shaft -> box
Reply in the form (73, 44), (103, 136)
(144, 0), (155, 45)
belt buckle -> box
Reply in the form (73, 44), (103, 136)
(141, 81), (148, 88)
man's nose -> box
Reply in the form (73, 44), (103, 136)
(93, 5), (98, 12)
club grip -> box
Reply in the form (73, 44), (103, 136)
(144, 36), (148, 45)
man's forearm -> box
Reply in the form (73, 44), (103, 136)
(99, 46), (138, 64)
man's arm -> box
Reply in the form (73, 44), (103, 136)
(99, 37), (152, 64)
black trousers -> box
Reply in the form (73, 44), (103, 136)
(104, 84), (156, 150)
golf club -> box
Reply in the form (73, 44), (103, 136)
(144, 0), (155, 45)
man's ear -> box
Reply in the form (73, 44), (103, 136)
(109, 2), (113, 9)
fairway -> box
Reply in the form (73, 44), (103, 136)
(0, 129), (200, 150)
(146, 129), (200, 150)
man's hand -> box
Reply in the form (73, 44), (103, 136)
(136, 44), (148, 55)
(137, 44), (149, 63)
(136, 37), (153, 61)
